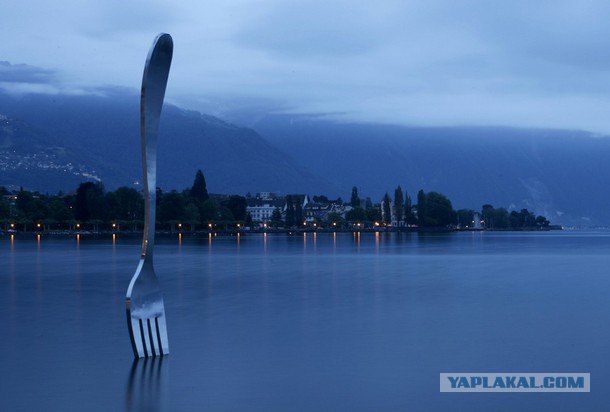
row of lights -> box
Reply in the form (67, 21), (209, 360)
(7, 220), (383, 231)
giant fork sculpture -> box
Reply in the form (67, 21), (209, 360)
(126, 33), (173, 358)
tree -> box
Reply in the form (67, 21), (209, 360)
(456, 209), (474, 227)
(189, 169), (209, 201)
(350, 186), (360, 207)
(521, 209), (537, 227)
(382, 193), (392, 225)
(536, 215), (550, 228)
(0, 197), (10, 219)
(223, 196), (247, 221)
(416, 190), (426, 226)
(423, 192), (456, 226)
(49, 198), (73, 224)
(14, 190), (49, 222)
(509, 211), (522, 228)
(218, 205), (235, 222)
(74, 182), (106, 222)
(199, 199), (219, 221)
(394, 186), (404, 225)
(295, 200), (304, 225)
(326, 211), (343, 226)
(365, 207), (382, 223)
(404, 193), (415, 225)
(285, 195), (295, 227)
(271, 207), (283, 225)
(183, 203), (200, 231)
(113, 187), (144, 220)
(346, 207), (366, 222)
(481, 205), (510, 229)
(158, 191), (185, 225)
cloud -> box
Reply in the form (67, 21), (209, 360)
(2, 1), (610, 132)
(233, 1), (392, 57)
(0, 61), (57, 84)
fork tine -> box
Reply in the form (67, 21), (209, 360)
(156, 315), (170, 355)
(146, 318), (158, 357)
(140, 318), (153, 357)
(128, 316), (145, 358)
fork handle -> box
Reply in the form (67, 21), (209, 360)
(140, 33), (173, 261)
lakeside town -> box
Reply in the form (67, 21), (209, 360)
(0, 170), (557, 234)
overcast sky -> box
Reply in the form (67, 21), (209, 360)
(2, 0), (610, 132)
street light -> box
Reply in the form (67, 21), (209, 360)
(178, 223), (182, 228)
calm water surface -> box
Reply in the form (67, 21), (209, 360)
(1, 231), (609, 411)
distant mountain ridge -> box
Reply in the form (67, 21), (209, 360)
(2, 90), (610, 225)
(0, 90), (332, 195)
(251, 115), (610, 226)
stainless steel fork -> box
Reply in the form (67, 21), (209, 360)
(126, 33), (173, 358)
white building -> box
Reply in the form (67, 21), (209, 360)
(246, 193), (284, 222)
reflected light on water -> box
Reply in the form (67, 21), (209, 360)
(1, 232), (609, 411)
(178, 233), (182, 248)
(353, 231), (361, 249)
(125, 358), (168, 412)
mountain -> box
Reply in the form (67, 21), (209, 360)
(0, 114), (104, 191)
(3, 88), (610, 226)
(251, 114), (610, 226)
(0, 90), (331, 195)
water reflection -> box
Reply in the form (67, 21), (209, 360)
(1, 232), (608, 411)
(375, 231), (380, 252)
(126, 358), (168, 412)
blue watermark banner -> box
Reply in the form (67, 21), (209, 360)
(440, 373), (590, 392)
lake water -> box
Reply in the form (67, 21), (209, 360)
(1, 231), (608, 411)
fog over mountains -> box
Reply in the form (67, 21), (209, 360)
(1, 89), (610, 226)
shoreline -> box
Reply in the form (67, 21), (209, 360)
(1, 226), (563, 237)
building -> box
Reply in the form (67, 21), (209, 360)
(304, 202), (333, 222)
(246, 192), (284, 222)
